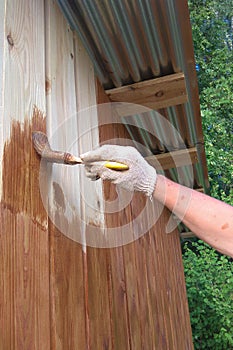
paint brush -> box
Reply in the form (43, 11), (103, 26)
(32, 131), (82, 165)
(32, 131), (129, 170)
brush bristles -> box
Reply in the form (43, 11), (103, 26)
(32, 131), (82, 165)
(32, 131), (51, 156)
(63, 153), (82, 164)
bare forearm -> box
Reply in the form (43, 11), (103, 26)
(153, 175), (233, 257)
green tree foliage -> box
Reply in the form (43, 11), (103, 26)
(183, 241), (233, 349)
(182, 1), (233, 349)
(189, 0), (233, 203)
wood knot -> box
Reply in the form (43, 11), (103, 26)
(7, 34), (14, 47)
(155, 90), (164, 98)
(45, 78), (51, 94)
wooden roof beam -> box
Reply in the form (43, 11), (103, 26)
(145, 147), (198, 170)
(105, 72), (188, 111)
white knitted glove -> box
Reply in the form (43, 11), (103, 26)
(80, 145), (157, 197)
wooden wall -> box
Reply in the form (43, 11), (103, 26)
(0, 0), (193, 349)
(0, 0), (50, 349)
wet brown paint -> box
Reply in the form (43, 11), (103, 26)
(1, 106), (47, 228)
(0, 106), (51, 350)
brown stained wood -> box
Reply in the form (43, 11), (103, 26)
(146, 147), (198, 170)
(2, 115), (47, 221)
(105, 72), (188, 112)
(0, 112), (50, 350)
(86, 247), (112, 350)
(145, 207), (193, 349)
(49, 222), (87, 350)
(120, 196), (144, 349)
(97, 81), (194, 349)
(129, 196), (159, 350)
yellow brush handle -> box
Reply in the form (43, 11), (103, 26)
(104, 161), (129, 171)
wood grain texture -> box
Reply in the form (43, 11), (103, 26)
(97, 80), (133, 349)
(74, 28), (112, 350)
(106, 72), (188, 112)
(97, 81), (194, 349)
(45, 1), (110, 349)
(45, 1), (87, 349)
(146, 147), (198, 170)
(0, 0), (4, 150)
(0, 1), (194, 349)
(0, 0), (50, 349)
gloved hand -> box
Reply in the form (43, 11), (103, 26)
(80, 145), (157, 197)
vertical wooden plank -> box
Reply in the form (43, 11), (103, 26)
(73, 33), (105, 230)
(46, 1), (112, 347)
(0, 0), (5, 192)
(0, 0), (50, 349)
(73, 35), (112, 349)
(84, 246), (112, 350)
(97, 82), (132, 349)
(45, 0), (104, 245)
(45, 1), (87, 349)
(144, 206), (194, 349)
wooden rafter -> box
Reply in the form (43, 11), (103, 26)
(105, 72), (188, 112)
(145, 147), (198, 170)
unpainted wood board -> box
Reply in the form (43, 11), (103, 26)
(146, 147), (198, 170)
(106, 72), (187, 111)
(73, 31), (105, 238)
(0, 0), (50, 348)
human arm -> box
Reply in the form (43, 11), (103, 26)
(153, 174), (233, 257)
(81, 145), (233, 257)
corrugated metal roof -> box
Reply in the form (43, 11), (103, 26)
(56, 0), (209, 194)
